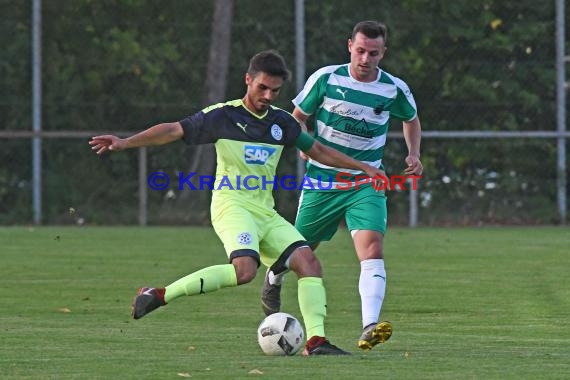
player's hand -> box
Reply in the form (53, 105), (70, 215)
(404, 155), (423, 175)
(89, 135), (127, 154)
(363, 166), (387, 191)
(299, 150), (309, 161)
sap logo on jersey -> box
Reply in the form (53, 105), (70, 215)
(244, 145), (276, 165)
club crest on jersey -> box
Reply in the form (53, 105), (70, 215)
(244, 145), (276, 165)
(373, 103), (385, 115)
(237, 232), (253, 245)
(270, 124), (283, 141)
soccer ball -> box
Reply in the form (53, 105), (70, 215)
(257, 312), (305, 356)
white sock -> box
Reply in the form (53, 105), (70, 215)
(359, 259), (386, 328)
(267, 269), (287, 286)
(267, 253), (295, 285)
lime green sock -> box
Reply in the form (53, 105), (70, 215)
(164, 264), (237, 303)
(298, 277), (327, 339)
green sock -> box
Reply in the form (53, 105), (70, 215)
(298, 277), (327, 339)
(164, 264), (237, 303)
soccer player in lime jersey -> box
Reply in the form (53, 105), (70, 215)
(261, 21), (424, 351)
(89, 50), (385, 356)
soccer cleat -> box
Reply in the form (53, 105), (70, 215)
(357, 321), (393, 350)
(261, 269), (282, 316)
(131, 287), (166, 319)
(302, 336), (351, 356)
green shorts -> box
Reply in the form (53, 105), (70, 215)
(211, 201), (306, 268)
(295, 186), (387, 244)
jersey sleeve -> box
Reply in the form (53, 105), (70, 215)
(179, 108), (220, 145)
(389, 78), (418, 121)
(292, 67), (332, 116)
(294, 131), (315, 152)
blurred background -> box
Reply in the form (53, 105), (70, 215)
(1, 0), (568, 226)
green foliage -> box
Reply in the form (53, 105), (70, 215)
(0, 0), (568, 224)
(0, 0), (32, 130)
(0, 141), (32, 223)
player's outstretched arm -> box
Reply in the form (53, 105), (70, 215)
(90, 122), (184, 155)
(303, 140), (386, 180)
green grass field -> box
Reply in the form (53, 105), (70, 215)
(1, 226), (569, 379)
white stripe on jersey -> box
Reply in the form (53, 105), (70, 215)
(328, 71), (398, 99)
(308, 157), (383, 174)
(301, 178), (378, 189)
(321, 96), (389, 126)
(316, 120), (387, 150)
(292, 65), (342, 108)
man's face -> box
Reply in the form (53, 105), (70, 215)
(244, 72), (283, 114)
(348, 32), (386, 82)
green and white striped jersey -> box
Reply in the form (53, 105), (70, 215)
(293, 64), (417, 189)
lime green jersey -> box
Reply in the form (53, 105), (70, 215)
(180, 99), (313, 211)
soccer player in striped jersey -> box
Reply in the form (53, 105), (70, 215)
(90, 50), (386, 355)
(261, 21), (424, 350)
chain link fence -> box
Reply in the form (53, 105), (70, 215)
(1, 0), (568, 226)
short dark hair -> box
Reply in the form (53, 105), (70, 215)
(351, 20), (388, 44)
(247, 50), (291, 81)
